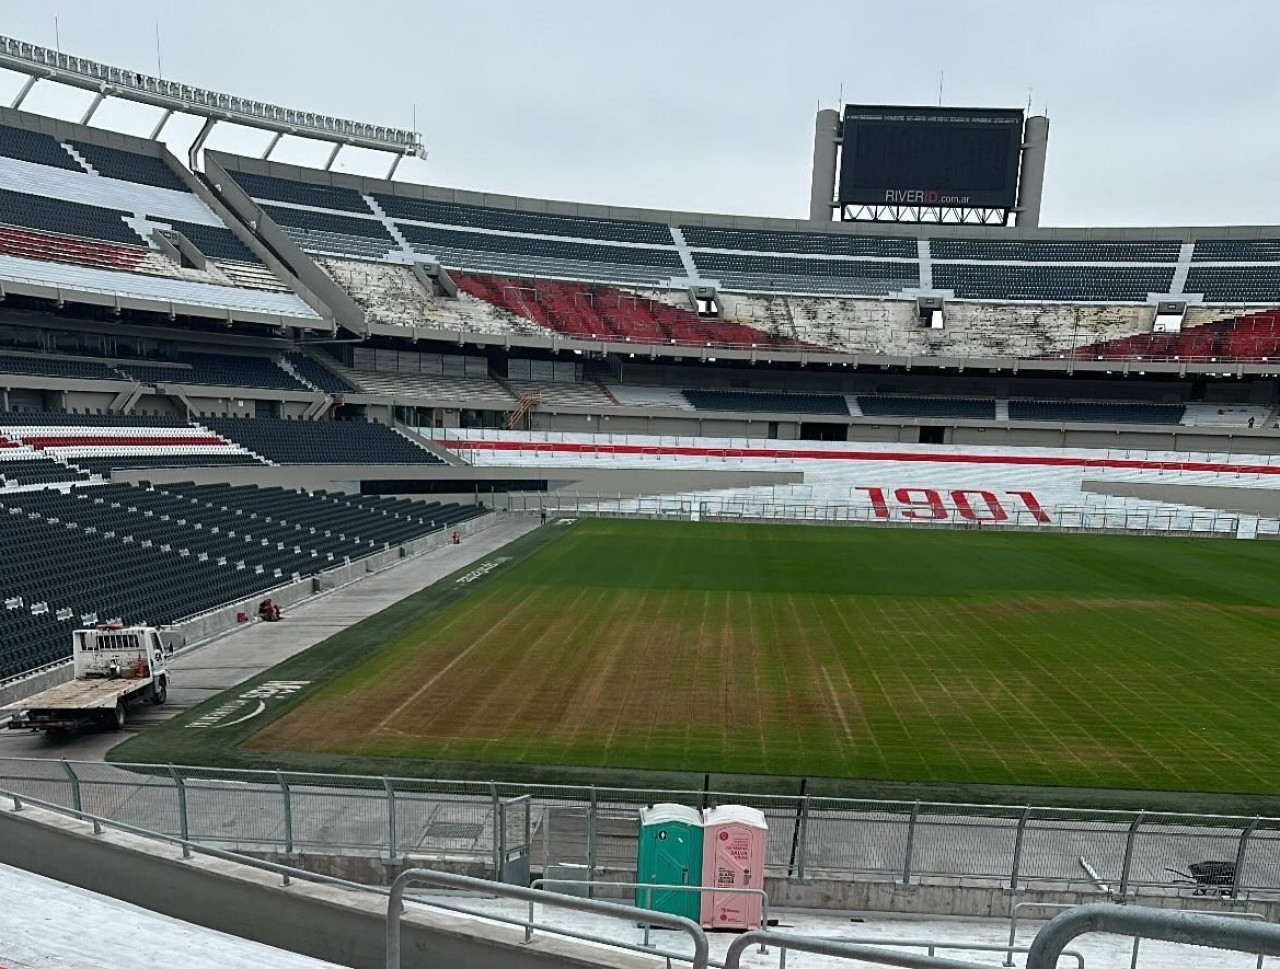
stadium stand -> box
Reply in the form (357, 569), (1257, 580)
(231, 169), (374, 212)
(114, 353), (308, 391)
(857, 396), (997, 420)
(931, 264), (1176, 301)
(0, 353), (125, 381)
(1007, 400), (1187, 424)
(0, 125), (80, 170)
(0, 413), (263, 477)
(681, 226), (916, 258)
(68, 141), (190, 192)
(374, 193), (673, 244)
(455, 274), (797, 347)
(0, 122), (317, 322)
(1074, 309), (1280, 361)
(284, 352), (356, 394)
(0, 482), (482, 676)
(931, 239), (1182, 261)
(690, 253), (920, 295)
(204, 418), (445, 464)
(682, 389), (851, 415)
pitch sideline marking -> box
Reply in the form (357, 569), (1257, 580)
(820, 666), (854, 742)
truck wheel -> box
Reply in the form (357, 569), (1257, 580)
(108, 704), (126, 731)
(151, 677), (168, 706)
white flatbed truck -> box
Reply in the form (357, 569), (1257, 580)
(4, 625), (171, 733)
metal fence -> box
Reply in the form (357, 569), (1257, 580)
(496, 492), (1262, 538)
(4, 757), (1280, 900)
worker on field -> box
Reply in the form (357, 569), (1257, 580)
(258, 598), (282, 622)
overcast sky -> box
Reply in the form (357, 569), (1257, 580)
(1, 1), (1275, 227)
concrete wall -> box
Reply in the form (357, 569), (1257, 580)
(0, 804), (650, 969)
(1083, 480), (1280, 517)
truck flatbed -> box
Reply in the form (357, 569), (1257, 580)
(2, 675), (154, 714)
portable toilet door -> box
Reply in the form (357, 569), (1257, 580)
(700, 805), (768, 930)
(635, 803), (704, 920)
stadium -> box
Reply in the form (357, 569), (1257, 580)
(2, 10), (1280, 969)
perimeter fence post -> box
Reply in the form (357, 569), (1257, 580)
(1119, 811), (1144, 898)
(167, 764), (190, 858)
(59, 758), (81, 814)
(901, 801), (920, 885)
(277, 770), (294, 858)
(1008, 806), (1031, 892)
(383, 777), (398, 862)
(490, 781), (502, 879)
(586, 786), (597, 897)
(1236, 818), (1261, 894)
(794, 794), (811, 880)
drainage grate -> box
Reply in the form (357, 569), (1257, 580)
(425, 821), (484, 840)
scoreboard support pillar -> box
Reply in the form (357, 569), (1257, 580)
(808, 108), (841, 223)
(1015, 115), (1050, 228)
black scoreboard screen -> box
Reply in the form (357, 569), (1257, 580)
(838, 105), (1024, 209)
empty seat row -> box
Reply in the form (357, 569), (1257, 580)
(374, 193), (673, 245)
(203, 418), (444, 465)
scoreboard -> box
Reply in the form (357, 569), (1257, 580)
(838, 105), (1024, 210)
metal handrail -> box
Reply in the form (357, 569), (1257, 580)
(529, 877), (769, 952)
(1006, 900), (1265, 968)
(723, 931), (990, 969)
(811, 939), (1084, 969)
(387, 868), (709, 969)
(1026, 903), (1280, 969)
(5, 786), (710, 969)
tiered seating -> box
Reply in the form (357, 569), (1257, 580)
(285, 352), (356, 394)
(152, 218), (259, 263)
(932, 264), (1175, 301)
(401, 225), (682, 284)
(1008, 400), (1186, 424)
(690, 253), (919, 295)
(0, 123), (317, 323)
(682, 226), (915, 257)
(231, 170), (373, 212)
(858, 396), (996, 420)
(204, 418), (445, 464)
(1192, 239), (1280, 261)
(0, 414), (261, 477)
(603, 384), (695, 410)
(504, 380), (616, 408)
(0, 225), (151, 274)
(0, 186), (142, 245)
(319, 257), (543, 334)
(1185, 267), (1280, 303)
(0, 353), (124, 381)
(456, 274), (796, 348)
(682, 390), (850, 415)
(1074, 310), (1280, 361)
(0, 125), (79, 170)
(0, 611), (76, 680)
(115, 353), (307, 391)
(375, 194), (672, 244)
(339, 366), (516, 405)
(931, 239), (1181, 261)
(262, 205), (397, 259)
(0, 450), (88, 485)
(0, 482), (483, 678)
(69, 141), (188, 192)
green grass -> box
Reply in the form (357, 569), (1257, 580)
(115, 519), (1280, 806)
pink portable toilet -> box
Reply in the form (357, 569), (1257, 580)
(699, 805), (768, 930)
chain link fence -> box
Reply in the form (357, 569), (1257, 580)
(2, 757), (1278, 900)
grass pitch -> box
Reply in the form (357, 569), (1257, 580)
(235, 519), (1280, 795)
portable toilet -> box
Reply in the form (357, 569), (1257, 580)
(700, 805), (768, 930)
(635, 803), (704, 920)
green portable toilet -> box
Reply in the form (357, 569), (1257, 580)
(635, 803), (704, 920)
